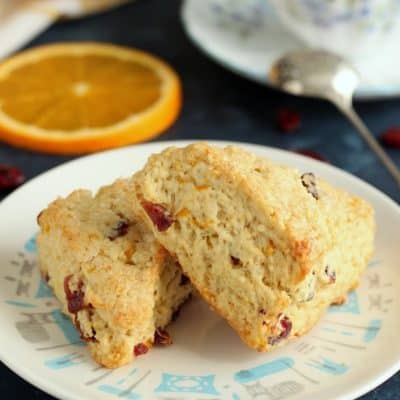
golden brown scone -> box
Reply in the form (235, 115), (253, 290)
(37, 178), (192, 368)
(133, 143), (374, 351)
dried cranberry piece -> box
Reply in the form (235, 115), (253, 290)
(180, 274), (190, 286)
(108, 219), (130, 240)
(134, 342), (149, 356)
(381, 127), (400, 148)
(276, 108), (301, 133)
(230, 256), (241, 266)
(324, 265), (336, 284)
(64, 275), (85, 314)
(141, 200), (174, 232)
(301, 172), (319, 200)
(0, 165), (25, 191)
(154, 329), (172, 346)
(268, 314), (292, 345)
(294, 149), (328, 162)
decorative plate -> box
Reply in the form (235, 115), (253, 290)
(0, 140), (399, 400)
(181, 0), (400, 100)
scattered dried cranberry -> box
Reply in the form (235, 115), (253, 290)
(180, 274), (190, 286)
(154, 329), (172, 346)
(0, 165), (25, 191)
(268, 314), (292, 345)
(230, 255), (241, 266)
(294, 149), (328, 162)
(301, 172), (319, 200)
(276, 108), (301, 133)
(108, 219), (130, 240)
(64, 275), (85, 314)
(324, 265), (336, 284)
(141, 200), (174, 232)
(134, 342), (149, 357)
(381, 127), (400, 148)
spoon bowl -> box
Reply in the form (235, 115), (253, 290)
(270, 50), (359, 104)
(269, 49), (400, 188)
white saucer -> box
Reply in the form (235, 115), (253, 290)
(181, 0), (400, 100)
(0, 140), (399, 400)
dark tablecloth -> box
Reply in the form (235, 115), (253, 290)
(0, 1), (399, 399)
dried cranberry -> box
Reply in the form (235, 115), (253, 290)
(324, 265), (336, 284)
(180, 274), (190, 286)
(294, 149), (328, 162)
(276, 108), (301, 133)
(64, 275), (85, 314)
(381, 127), (400, 148)
(0, 165), (25, 191)
(154, 329), (172, 346)
(108, 219), (130, 240)
(230, 256), (241, 266)
(301, 172), (319, 200)
(134, 343), (149, 356)
(141, 200), (174, 232)
(268, 314), (292, 345)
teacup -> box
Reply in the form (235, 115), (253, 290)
(269, 0), (400, 59)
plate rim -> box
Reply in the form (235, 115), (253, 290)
(0, 139), (399, 400)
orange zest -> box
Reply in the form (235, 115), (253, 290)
(0, 43), (182, 154)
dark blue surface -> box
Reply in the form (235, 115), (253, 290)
(0, 1), (399, 399)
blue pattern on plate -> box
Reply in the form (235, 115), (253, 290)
(155, 373), (220, 394)
(234, 357), (294, 383)
(35, 278), (54, 298)
(306, 357), (348, 375)
(24, 234), (37, 253)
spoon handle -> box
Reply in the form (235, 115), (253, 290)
(338, 105), (400, 188)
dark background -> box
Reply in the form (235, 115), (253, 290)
(0, 0), (399, 398)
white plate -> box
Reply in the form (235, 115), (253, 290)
(0, 140), (399, 400)
(181, 0), (400, 100)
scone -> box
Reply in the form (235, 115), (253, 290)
(37, 178), (192, 368)
(133, 143), (374, 351)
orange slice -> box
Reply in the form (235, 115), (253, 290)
(0, 43), (182, 154)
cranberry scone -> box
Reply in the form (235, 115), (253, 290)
(37, 178), (192, 368)
(133, 143), (374, 352)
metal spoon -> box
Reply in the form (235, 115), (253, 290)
(269, 49), (400, 187)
